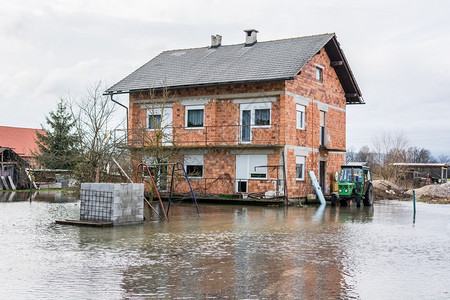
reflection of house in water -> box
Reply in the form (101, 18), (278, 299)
(116, 205), (374, 298)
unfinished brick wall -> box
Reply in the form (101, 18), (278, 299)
(283, 48), (346, 197)
(168, 149), (282, 195)
(127, 48), (347, 198)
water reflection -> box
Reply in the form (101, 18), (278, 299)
(311, 203), (325, 221)
(0, 191), (75, 202)
(0, 196), (449, 299)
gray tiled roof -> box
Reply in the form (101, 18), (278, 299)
(106, 33), (335, 93)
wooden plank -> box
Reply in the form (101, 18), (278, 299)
(1, 176), (9, 190)
(55, 220), (113, 227)
(25, 169), (39, 190)
(7, 176), (16, 190)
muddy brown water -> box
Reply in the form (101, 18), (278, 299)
(0, 191), (449, 299)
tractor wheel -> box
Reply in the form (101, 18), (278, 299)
(356, 195), (361, 207)
(330, 194), (336, 206)
(339, 197), (348, 207)
(363, 185), (374, 206)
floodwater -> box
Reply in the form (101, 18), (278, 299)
(0, 192), (449, 299)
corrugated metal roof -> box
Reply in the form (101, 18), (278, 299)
(0, 126), (44, 157)
(106, 33), (335, 93)
(392, 163), (449, 168)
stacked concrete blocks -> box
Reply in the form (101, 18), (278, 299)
(80, 183), (144, 225)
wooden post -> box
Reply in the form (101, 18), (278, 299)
(112, 157), (133, 183)
(95, 167), (100, 183)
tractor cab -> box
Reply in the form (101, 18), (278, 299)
(336, 163), (373, 207)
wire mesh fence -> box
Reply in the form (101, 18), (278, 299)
(80, 189), (113, 222)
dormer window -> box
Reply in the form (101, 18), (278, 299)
(316, 66), (323, 83)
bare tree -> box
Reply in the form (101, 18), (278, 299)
(436, 154), (450, 164)
(356, 145), (374, 166)
(372, 130), (409, 180)
(131, 87), (182, 191)
(345, 146), (356, 163)
(406, 147), (433, 163)
(70, 81), (127, 183)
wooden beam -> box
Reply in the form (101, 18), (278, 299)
(331, 61), (343, 67)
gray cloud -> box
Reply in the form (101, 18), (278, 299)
(1, 0), (449, 156)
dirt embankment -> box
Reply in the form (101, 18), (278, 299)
(405, 183), (450, 204)
(372, 180), (450, 204)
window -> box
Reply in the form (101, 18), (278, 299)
(143, 156), (169, 190)
(147, 107), (172, 130)
(185, 105), (204, 128)
(254, 109), (270, 126)
(320, 110), (326, 146)
(296, 104), (305, 130)
(316, 66), (323, 82)
(296, 156), (305, 180)
(184, 154), (204, 178)
(148, 114), (162, 129)
(237, 181), (247, 193)
(236, 154), (268, 180)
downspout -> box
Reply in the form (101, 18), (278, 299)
(109, 94), (129, 139)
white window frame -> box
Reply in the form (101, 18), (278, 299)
(184, 154), (204, 178)
(240, 102), (271, 128)
(146, 107), (173, 145)
(320, 110), (326, 146)
(296, 156), (305, 180)
(147, 108), (165, 131)
(296, 104), (306, 130)
(185, 105), (205, 129)
(147, 113), (162, 130)
(315, 65), (324, 83)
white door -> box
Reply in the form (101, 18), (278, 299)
(236, 155), (248, 192)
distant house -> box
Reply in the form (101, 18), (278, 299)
(0, 126), (43, 189)
(0, 126), (43, 168)
(105, 30), (364, 199)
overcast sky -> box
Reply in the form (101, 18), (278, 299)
(1, 0), (449, 156)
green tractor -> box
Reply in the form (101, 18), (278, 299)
(335, 163), (374, 207)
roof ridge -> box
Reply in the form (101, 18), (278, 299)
(0, 125), (42, 130)
(161, 32), (336, 53)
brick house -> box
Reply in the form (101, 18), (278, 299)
(105, 30), (363, 199)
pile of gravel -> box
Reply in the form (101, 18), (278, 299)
(406, 183), (450, 199)
(371, 180), (408, 200)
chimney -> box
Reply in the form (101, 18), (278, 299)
(244, 29), (258, 46)
(210, 34), (222, 48)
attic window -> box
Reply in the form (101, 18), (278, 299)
(316, 66), (323, 83)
